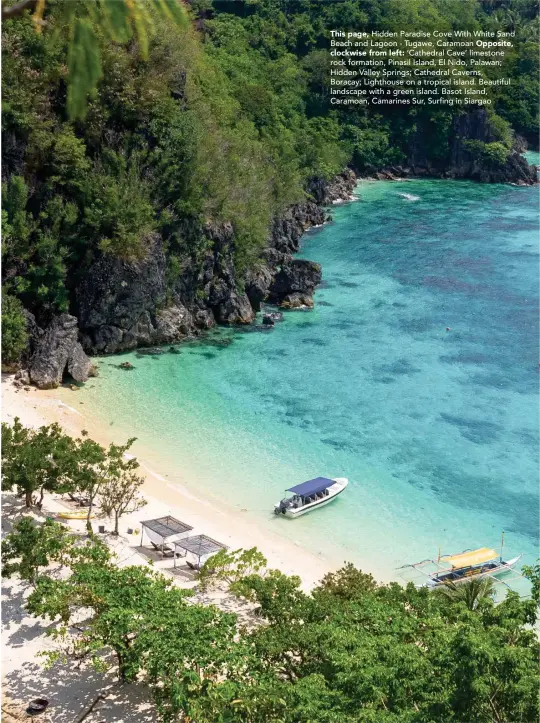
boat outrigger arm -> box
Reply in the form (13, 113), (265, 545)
(397, 543), (524, 590)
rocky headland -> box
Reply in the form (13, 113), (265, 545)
(16, 170), (356, 388)
(365, 107), (537, 186)
(12, 108), (538, 391)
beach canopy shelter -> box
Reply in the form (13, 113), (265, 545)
(442, 547), (497, 570)
(140, 516), (193, 556)
(173, 534), (228, 569)
(287, 477), (333, 497)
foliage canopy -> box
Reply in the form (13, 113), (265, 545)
(3, 512), (538, 722)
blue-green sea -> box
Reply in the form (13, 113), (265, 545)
(62, 167), (539, 591)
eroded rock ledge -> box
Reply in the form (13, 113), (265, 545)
(23, 314), (96, 390)
(14, 170), (357, 387)
(73, 169), (357, 357)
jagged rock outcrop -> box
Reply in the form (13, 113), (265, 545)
(245, 265), (273, 311)
(75, 233), (169, 353)
(199, 222), (255, 325)
(269, 202), (326, 259)
(307, 168), (357, 204)
(19, 309), (44, 368)
(29, 314), (94, 389)
(447, 107), (536, 184)
(214, 291), (254, 324)
(407, 106), (537, 185)
(154, 305), (193, 343)
(68, 170), (357, 356)
(67, 342), (95, 382)
(268, 259), (322, 308)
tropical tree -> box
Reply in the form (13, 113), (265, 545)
(2, 517), (73, 585)
(198, 546), (268, 592)
(97, 439), (146, 535)
(2, 516), (110, 585)
(7, 515), (540, 723)
(1, 291), (28, 368)
(65, 435), (107, 532)
(434, 576), (497, 610)
(2, 418), (77, 507)
(219, 559), (540, 723)
(1, 419), (149, 532)
(27, 556), (242, 703)
(1, 0), (187, 119)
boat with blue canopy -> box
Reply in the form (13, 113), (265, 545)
(274, 476), (348, 518)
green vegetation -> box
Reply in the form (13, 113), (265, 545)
(1, 0), (187, 120)
(2, 516), (111, 584)
(1, 290), (28, 367)
(2, 419), (539, 721)
(2, 518), (538, 720)
(1, 418), (144, 530)
(97, 440), (146, 535)
(464, 139), (511, 167)
(2, 0), (537, 352)
(1, 0), (347, 326)
(197, 545), (268, 591)
(2, 417), (83, 507)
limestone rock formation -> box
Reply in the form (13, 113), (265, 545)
(268, 260), (322, 307)
(307, 168), (357, 204)
(407, 106), (537, 185)
(75, 233), (168, 354)
(29, 314), (94, 389)
(67, 342), (96, 382)
(155, 305), (193, 343)
(67, 170), (357, 355)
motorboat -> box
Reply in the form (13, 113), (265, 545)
(274, 477), (348, 518)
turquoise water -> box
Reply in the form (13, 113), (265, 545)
(70, 175), (539, 590)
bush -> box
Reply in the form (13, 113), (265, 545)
(464, 139), (510, 167)
(483, 141), (511, 166)
(1, 291), (28, 367)
(488, 112), (514, 149)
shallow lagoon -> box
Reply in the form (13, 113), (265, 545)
(73, 176), (539, 591)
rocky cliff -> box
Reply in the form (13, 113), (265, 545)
(18, 170), (357, 385)
(20, 313), (96, 390)
(406, 106), (537, 185)
(19, 108), (535, 389)
(73, 171), (356, 357)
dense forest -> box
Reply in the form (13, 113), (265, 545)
(2, 0), (539, 373)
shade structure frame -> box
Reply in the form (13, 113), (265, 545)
(140, 516), (194, 556)
(173, 534), (228, 568)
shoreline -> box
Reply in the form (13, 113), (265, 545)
(1, 374), (338, 591)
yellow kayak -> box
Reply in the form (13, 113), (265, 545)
(57, 511), (94, 520)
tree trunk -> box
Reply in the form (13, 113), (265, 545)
(37, 486), (45, 509)
(113, 511), (119, 536)
(116, 651), (127, 682)
(25, 489), (33, 507)
(86, 495), (95, 536)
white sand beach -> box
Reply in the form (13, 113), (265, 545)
(1, 374), (336, 721)
(1, 375), (333, 586)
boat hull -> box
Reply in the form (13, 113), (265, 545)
(276, 478), (348, 518)
(425, 555), (522, 588)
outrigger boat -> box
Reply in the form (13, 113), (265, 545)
(274, 477), (348, 518)
(399, 535), (522, 590)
